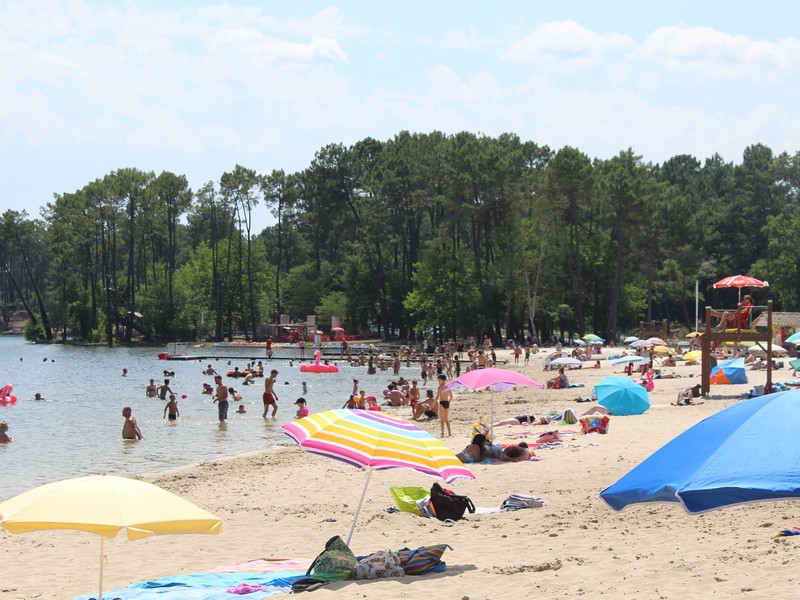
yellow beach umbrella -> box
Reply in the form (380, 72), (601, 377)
(683, 350), (702, 361)
(652, 345), (674, 355)
(0, 474), (222, 599)
(685, 332), (703, 338)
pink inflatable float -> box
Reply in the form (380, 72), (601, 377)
(0, 384), (17, 405)
(300, 350), (339, 373)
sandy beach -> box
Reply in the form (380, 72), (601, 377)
(3, 348), (798, 600)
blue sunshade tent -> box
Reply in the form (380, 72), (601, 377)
(601, 390), (800, 513)
(594, 376), (650, 416)
(709, 357), (748, 385)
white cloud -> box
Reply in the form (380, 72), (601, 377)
(641, 25), (800, 80)
(503, 20), (634, 66)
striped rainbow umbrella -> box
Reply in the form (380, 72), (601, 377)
(282, 409), (474, 543)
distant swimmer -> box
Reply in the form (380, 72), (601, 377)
(122, 368), (128, 377)
(34, 392), (45, 401)
(213, 375), (229, 422)
(146, 379), (158, 398)
(0, 421), (12, 443)
(203, 364), (217, 376)
(121, 407), (143, 440)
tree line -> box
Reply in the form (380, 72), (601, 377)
(2, 131), (798, 345)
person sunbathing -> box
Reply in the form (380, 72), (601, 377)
(499, 442), (534, 462)
(493, 415), (549, 426)
(457, 434), (488, 463)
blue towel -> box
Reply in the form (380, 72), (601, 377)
(74, 572), (303, 600)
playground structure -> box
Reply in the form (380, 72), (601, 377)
(639, 319), (667, 341)
(700, 300), (773, 397)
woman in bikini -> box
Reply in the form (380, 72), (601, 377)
(436, 375), (452, 437)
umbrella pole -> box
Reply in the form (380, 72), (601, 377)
(98, 536), (104, 600)
(489, 390), (495, 441)
(346, 467), (373, 546)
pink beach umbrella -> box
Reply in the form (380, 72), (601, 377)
(444, 368), (543, 437)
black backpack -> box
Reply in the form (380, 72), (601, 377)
(430, 482), (475, 522)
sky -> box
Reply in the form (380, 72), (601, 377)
(3, 0), (800, 232)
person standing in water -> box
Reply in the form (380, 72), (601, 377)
(163, 393), (179, 421)
(122, 407), (143, 440)
(263, 369), (279, 417)
(213, 375), (229, 422)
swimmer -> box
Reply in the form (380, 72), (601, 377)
(0, 420), (12, 443)
(236, 404), (247, 414)
(203, 364), (218, 376)
(163, 393), (179, 421)
(158, 379), (173, 400)
(213, 375), (229, 422)
(202, 382), (213, 394)
(121, 407), (143, 440)
(295, 397), (309, 418)
(145, 378), (157, 398)
(302, 381), (308, 394)
(34, 392), (45, 401)
(122, 368), (128, 377)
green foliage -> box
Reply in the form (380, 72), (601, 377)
(316, 291), (348, 328)
(5, 132), (797, 345)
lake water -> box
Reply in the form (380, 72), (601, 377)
(0, 337), (413, 500)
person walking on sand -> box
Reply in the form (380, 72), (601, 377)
(263, 369), (279, 417)
(436, 374), (452, 437)
(122, 406), (143, 440)
(163, 393), (179, 421)
(213, 375), (229, 422)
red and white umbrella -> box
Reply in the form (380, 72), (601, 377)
(713, 275), (768, 303)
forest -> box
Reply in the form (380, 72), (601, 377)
(2, 131), (799, 346)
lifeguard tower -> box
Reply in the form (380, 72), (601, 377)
(700, 300), (773, 396)
(639, 319), (668, 341)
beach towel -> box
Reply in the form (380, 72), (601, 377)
(501, 494), (544, 511)
(207, 557), (311, 574)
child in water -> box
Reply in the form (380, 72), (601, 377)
(0, 421), (13, 443)
(295, 397), (309, 418)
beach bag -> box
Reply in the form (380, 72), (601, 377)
(390, 486), (429, 515)
(430, 483), (475, 522)
(397, 544), (453, 575)
(307, 535), (358, 581)
(354, 550), (405, 580)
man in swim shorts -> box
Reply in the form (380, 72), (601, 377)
(213, 375), (229, 422)
(163, 393), (179, 421)
(263, 369), (279, 417)
(122, 406), (143, 440)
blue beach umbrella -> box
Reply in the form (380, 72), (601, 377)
(784, 332), (800, 345)
(600, 390), (800, 513)
(594, 376), (650, 416)
(709, 357), (748, 385)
